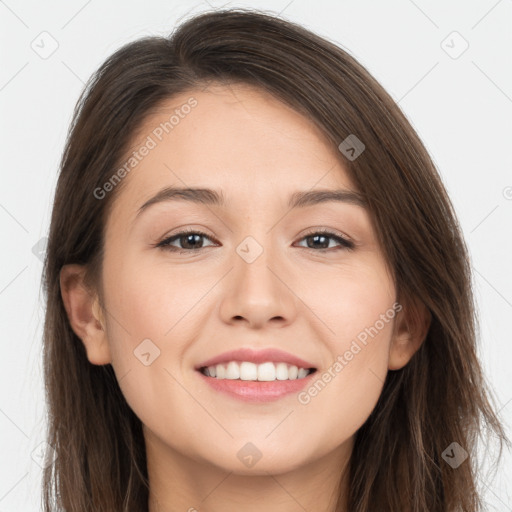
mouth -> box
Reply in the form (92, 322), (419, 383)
(194, 347), (318, 402)
(196, 364), (317, 402)
(195, 347), (317, 375)
(198, 361), (317, 381)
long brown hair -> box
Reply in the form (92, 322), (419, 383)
(42, 8), (509, 511)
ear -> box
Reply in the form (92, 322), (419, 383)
(388, 295), (431, 371)
(59, 264), (112, 366)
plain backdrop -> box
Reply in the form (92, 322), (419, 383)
(0, 0), (511, 510)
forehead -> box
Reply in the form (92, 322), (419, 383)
(109, 83), (356, 219)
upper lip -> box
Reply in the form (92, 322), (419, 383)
(195, 348), (317, 370)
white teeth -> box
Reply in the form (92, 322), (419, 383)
(257, 362), (275, 381)
(225, 361), (240, 379)
(275, 362), (289, 380)
(240, 362), (258, 381)
(298, 368), (309, 379)
(215, 364), (225, 379)
(201, 361), (313, 381)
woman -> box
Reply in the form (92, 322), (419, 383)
(42, 8), (509, 511)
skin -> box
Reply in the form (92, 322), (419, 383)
(60, 83), (430, 512)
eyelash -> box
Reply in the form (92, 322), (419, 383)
(155, 228), (355, 254)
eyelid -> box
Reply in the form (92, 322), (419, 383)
(298, 226), (353, 242)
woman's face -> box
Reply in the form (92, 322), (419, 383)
(92, 83), (404, 474)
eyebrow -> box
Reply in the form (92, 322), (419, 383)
(135, 186), (366, 219)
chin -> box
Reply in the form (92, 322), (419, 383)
(196, 441), (314, 476)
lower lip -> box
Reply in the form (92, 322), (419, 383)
(196, 370), (316, 403)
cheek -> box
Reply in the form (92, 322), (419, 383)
(98, 251), (218, 413)
(102, 251), (211, 345)
(300, 257), (395, 348)
(294, 260), (395, 431)
(295, 324), (394, 455)
(98, 262), (194, 432)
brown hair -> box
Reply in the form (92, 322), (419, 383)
(42, 8), (509, 511)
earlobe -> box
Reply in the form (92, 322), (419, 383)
(388, 297), (431, 371)
(59, 264), (112, 366)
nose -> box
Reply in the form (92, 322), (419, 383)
(218, 241), (298, 329)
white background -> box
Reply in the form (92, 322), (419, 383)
(0, 0), (511, 510)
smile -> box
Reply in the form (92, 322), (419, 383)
(200, 361), (315, 381)
(196, 364), (317, 403)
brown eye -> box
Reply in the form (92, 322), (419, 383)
(295, 230), (354, 251)
(157, 230), (217, 252)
